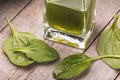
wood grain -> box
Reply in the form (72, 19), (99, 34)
(86, 0), (120, 49)
(0, 0), (120, 80)
(0, 0), (31, 31)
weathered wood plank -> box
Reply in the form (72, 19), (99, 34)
(0, 0), (120, 80)
(0, 0), (31, 31)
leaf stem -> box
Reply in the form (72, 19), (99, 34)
(110, 14), (119, 30)
(5, 17), (17, 35)
(91, 55), (120, 61)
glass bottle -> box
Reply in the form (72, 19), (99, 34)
(44, 0), (96, 49)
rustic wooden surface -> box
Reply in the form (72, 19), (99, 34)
(0, 0), (120, 80)
(0, 0), (31, 31)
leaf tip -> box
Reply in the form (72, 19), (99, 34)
(113, 14), (119, 23)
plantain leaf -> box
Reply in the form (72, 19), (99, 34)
(53, 52), (120, 79)
(13, 39), (59, 62)
(53, 53), (92, 79)
(2, 17), (35, 66)
(97, 14), (120, 69)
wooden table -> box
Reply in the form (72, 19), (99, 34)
(0, 0), (120, 80)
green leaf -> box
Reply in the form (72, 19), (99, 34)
(2, 17), (36, 66)
(53, 52), (120, 79)
(97, 14), (120, 69)
(13, 39), (59, 62)
(53, 53), (92, 79)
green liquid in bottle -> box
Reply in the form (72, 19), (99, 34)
(46, 1), (87, 35)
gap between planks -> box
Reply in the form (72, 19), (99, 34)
(1, 0), (120, 80)
(0, 0), (32, 33)
(84, 8), (120, 53)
